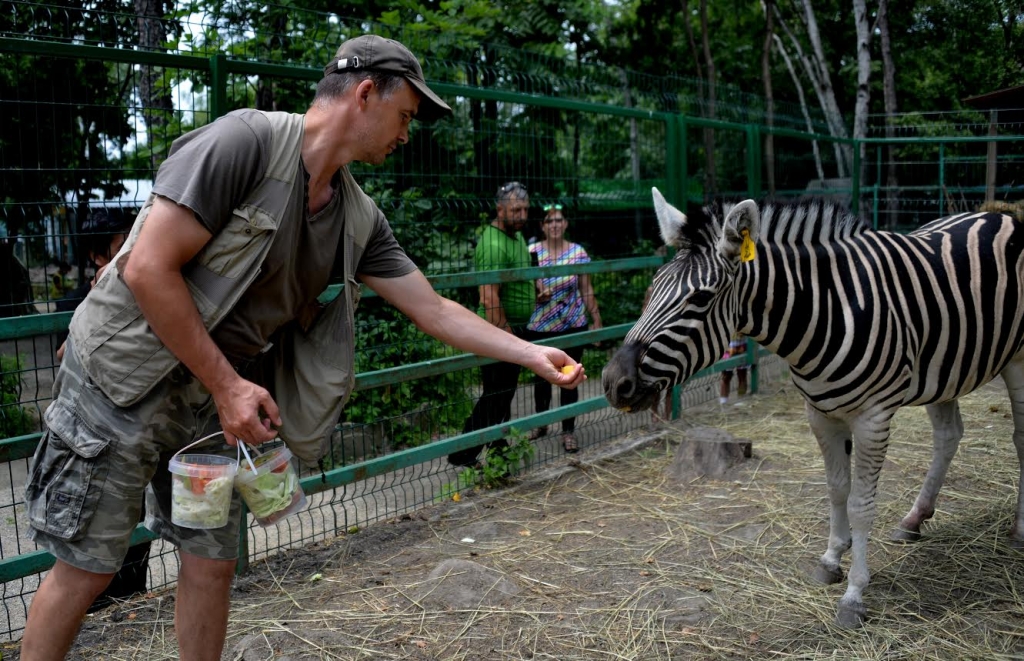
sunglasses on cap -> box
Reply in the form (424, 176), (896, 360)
(542, 204), (563, 212)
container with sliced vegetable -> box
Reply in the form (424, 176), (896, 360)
(168, 453), (237, 529)
(234, 445), (307, 526)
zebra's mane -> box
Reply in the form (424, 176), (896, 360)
(708, 198), (869, 245)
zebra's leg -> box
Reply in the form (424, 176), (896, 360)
(892, 400), (963, 542)
(805, 404), (852, 585)
(999, 357), (1024, 548)
(835, 411), (896, 628)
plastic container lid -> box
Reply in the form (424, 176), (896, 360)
(169, 454), (238, 478)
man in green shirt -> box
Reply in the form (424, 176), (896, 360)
(449, 181), (535, 467)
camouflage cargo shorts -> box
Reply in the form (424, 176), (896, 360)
(25, 338), (244, 574)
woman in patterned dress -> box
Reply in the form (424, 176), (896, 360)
(526, 204), (602, 452)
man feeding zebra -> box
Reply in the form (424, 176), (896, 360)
(603, 188), (1024, 628)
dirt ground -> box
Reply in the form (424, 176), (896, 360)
(6, 379), (1024, 660)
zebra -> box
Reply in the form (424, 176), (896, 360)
(602, 187), (1024, 627)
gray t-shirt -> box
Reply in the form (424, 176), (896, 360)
(153, 109), (416, 360)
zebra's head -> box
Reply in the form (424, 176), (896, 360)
(603, 188), (760, 412)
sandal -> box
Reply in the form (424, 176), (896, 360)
(527, 426), (548, 441)
(562, 433), (579, 454)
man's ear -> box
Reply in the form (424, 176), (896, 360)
(355, 78), (375, 109)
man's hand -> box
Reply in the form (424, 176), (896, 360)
(210, 374), (282, 446)
(527, 345), (586, 388)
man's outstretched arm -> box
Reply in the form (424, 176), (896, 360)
(361, 270), (585, 387)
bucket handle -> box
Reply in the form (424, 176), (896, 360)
(237, 439), (260, 473)
(171, 430), (244, 468)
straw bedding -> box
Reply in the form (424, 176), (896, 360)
(32, 378), (1024, 660)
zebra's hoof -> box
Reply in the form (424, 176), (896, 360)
(812, 563), (843, 585)
(890, 526), (922, 543)
(836, 599), (867, 628)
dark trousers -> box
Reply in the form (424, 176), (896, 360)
(448, 352), (524, 467)
(528, 329), (586, 433)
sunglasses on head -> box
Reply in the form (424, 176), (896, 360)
(542, 203), (563, 212)
(498, 181), (527, 195)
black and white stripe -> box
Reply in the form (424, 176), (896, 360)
(602, 188), (1024, 627)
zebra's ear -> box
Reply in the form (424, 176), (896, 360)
(719, 200), (760, 263)
(652, 187), (688, 248)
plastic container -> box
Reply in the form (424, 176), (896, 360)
(234, 446), (307, 527)
(168, 453), (237, 529)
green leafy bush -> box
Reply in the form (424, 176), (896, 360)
(459, 430), (536, 489)
(1, 355), (35, 438)
(344, 299), (474, 450)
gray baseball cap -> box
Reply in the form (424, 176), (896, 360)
(324, 35), (452, 123)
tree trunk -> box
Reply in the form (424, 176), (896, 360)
(773, 34), (824, 180)
(776, 2), (851, 177)
(680, 0), (709, 201)
(700, 0), (717, 200)
(621, 68), (644, 241)
(679, 0), (705, 83)
(878, 0), (899, 228)
(762, 0), (776, 196)
(256, 12), (288, 112)
(852, 0), (873, 218)
(134, 0), (174, 170)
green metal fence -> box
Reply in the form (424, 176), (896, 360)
(1, 1), (1022, 643)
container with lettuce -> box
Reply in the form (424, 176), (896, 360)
(168, 452), (238, 529)
(234, 445), (307, 526)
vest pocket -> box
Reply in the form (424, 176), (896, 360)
(81, 299), (170, 386)
(26, 403), (113, 542)
(199, 205), (275, 279)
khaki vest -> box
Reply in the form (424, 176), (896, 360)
(68, 110), (375, 463)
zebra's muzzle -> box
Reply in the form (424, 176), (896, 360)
(602, 342), (663, 412)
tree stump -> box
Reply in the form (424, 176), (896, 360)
(667, 426), (752, 481)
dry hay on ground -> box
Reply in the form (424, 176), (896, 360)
(23, 380), (1024, 660)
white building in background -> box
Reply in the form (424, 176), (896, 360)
(50, 179), (154, 263)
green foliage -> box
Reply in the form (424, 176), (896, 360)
(459, 429), (536, 489)
(0, 2), (136, 238)
(343, 302), (474, 450)
(0, 356), (35, 438)
(591, 238), (660, 329)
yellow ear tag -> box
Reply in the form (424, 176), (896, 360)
(739, 229), (756, 262)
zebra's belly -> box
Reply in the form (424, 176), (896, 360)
(791, 354), (1013, 418)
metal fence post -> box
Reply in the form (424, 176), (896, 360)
(874, 144), (881, 229)
(669, 113), (689, 420)
(852, 141), (861, 216)
(746, 338), (759, 395)
(235, 503), (250, 576)
(210, 52), (227, 120)
(938, 142), (946, 216)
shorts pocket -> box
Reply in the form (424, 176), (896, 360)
(26, 402), (113, 541)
